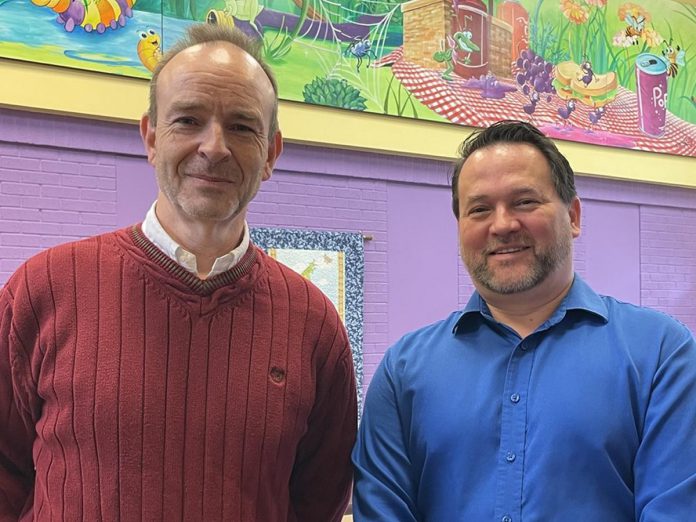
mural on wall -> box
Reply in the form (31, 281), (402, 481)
(1, 0), (694, 157)
(250, 227), (365, 413)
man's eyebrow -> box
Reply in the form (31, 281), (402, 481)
(166, 102), (262, 122)
(166, 101), (204, 114)
(464, 187), (544, 205)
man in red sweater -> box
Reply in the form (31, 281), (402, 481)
(0, 23), (357, 521)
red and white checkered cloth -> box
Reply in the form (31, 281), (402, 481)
(374, 48), (696, 157)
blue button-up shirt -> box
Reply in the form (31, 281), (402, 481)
(352, 276), (696, 521)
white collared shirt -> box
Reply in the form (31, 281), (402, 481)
(141, 202), (250, 278)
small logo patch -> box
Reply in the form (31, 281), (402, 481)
(270, 367), (286, 383)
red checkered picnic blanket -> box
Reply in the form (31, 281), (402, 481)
(374, 48), (696, 158)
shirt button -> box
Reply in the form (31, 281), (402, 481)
(510, 393), (520, 403)
(502, 516), (512, 522)
(519, 343), (527, 351)
(506, 451), (516, 463)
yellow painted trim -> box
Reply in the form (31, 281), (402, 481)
(2, 58), (694, 188)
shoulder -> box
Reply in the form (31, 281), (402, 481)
(601, 295), (693, 342)
(2, 228), (126, 309)
(597, 295), (695, 365)
(12, 228), (125, 277)
(381, 312), (462, 374)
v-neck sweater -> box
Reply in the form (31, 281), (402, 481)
(0, 226), (357, 522)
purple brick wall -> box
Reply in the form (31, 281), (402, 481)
(1, 108), (695, 397)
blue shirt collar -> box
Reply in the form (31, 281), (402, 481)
(453, 275), (608, 334)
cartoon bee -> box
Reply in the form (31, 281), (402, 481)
(624, 14), (646, 44)
(661, 41), (686, 78)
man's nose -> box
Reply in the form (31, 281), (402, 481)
(490, 206), (521, 235)
(198, 123), (232, 164)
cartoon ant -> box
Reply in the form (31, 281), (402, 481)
(579, 58), (595, 87)
(345, 38), (376, 73)
(588, 105), (606, 126)
(558, 99), (576, 124)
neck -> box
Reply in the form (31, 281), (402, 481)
(156, 200), (246, 279)
(478, 271), (574, 339)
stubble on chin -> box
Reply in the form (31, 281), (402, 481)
(466, 235), (572, 295)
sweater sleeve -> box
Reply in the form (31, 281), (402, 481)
(0, 286), (36, 520)
(289, 325), (357, 522)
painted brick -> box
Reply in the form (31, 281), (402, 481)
(0, 234), (52, 248)
(1, 259), (22, 272)
(41, 185), (82, 199)
(79, 164), (117, 179)
(80, 188), (117, 202)
(80, 213), (118, 226)
(0, 169), (62, 185)
(2, 208), (41, 221)
(61, 174), (111, 189)
(61, 200), (116, 213)
(16, 222), (64, 235)
(2, 157), (41, 171)
(0, 194), (21, 207)
(1, 183), (41, 196)
(59, 150), (95, 164)
(0, 246), (41, 259)
(61, 224), (113, 236)
(21, 196), (63, 210)
(41, 160), (82, 174)
(40, 210), (80, 224)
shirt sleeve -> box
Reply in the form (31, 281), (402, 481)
(634, 326), (696, 520)
(289, 328), (357, 522)
(0, 287), (36, 520)
(352, 350), (420, 521)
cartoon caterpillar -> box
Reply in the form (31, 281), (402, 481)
(32, 0), (136, 33)
(137, 29), (162, 72)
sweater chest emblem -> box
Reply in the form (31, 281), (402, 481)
(269, 366), (286, 383)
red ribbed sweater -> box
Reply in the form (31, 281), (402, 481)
(0, 226), (356, 522)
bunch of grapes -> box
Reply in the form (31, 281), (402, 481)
(513, 49), (555, 115)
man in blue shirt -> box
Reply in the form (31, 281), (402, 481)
(352, 121), (696, 521)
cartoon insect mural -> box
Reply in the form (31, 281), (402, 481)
(345, 38), (377, 73)
(623, 13), (646, 43)
(579, 58), (595, 87)
(433, 31), (480, 81)
(31, 0), (136, 33)
(661, 40), (686, 78)
(137, 28), (162, 72)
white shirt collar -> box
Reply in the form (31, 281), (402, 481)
(141, 202), (250, 279)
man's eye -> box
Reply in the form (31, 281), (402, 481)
(230, 124), (254, 132)
(468, 207), (489, 216)
(516, 199), (538, 207)
(174, 117), (197, 125)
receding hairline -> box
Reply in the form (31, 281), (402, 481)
(157, 40), (276, 93)
(146, 24), (280, 137)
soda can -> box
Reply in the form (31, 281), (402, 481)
(635, 53), (668, 137)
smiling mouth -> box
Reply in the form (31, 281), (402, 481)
(489, 246), (531, 256)
(187, 174), (232, 183)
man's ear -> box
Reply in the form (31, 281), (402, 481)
(262, 130), (283, 181)
(569, 196), (581, 238)
(140, 113), (157, 166)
